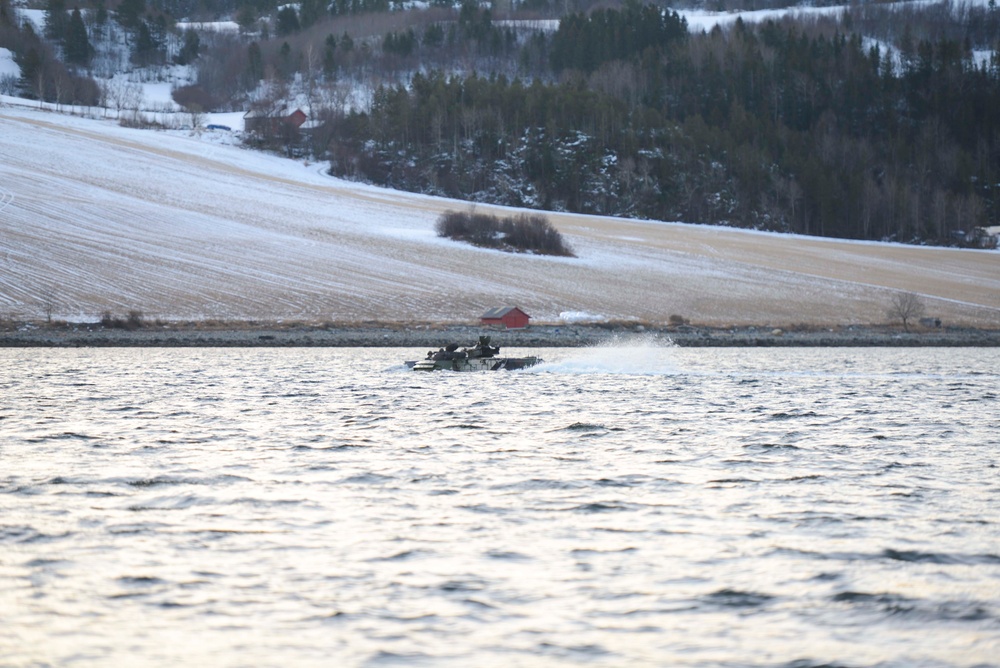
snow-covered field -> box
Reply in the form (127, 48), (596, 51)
(0, 48), (18, 84)
(1, 102), (998, 326)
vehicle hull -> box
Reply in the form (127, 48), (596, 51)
(408, 356), (542, 372)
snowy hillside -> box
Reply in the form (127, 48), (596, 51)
(1, 103), (998, 326)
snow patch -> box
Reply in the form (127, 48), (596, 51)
(176, 21), (240, 32)
(16, 8), (45, 32)
(560, 311), (609, 324)
(678, 4), (847, 32)
(0, 48), (19, 80)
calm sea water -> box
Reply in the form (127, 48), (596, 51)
(1, 345), (998, 668)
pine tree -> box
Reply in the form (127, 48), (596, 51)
(236, 5), (256, 34)
(245, 41), (263, 85)
(43, 0), (67, 42)
(1, 0), (14, 29)
(16, 46), (44, 98)
(175, 28), (199, 65)
(63, 8), (91, 66)
(115, 0), (145, 35)
(276, 6), (299, 36)
(323, 34), (336, 75)
(423, 23), (443, 48)
(299, 0), (325, 30)
(131, 20), (162, 66)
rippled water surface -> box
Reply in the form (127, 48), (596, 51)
(2, 345), (999, 667)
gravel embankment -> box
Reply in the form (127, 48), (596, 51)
(2, 324), (999, 347)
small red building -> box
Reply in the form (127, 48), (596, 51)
(243, 106), (308, 136)
(481, 306), (531, 330)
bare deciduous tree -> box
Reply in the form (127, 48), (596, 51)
(102, 78), (143, 118)
(887, 291), (925, 331)
(41, 293), (55, 323)
(188, 104), (204, 131)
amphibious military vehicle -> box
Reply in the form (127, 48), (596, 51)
(407, 336), (542, 372)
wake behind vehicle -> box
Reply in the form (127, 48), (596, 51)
(407, 336), (542, 372)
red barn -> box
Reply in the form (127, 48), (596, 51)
(481, 306), (531, 330)
(243, 106), (308, 136)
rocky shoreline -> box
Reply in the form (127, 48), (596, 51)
(2, 323), (999, 347)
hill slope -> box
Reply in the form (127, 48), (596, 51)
(1, 105), (998, 327)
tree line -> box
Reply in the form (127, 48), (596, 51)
(325, 2), (1000, 244)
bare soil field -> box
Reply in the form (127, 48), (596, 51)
(2, 106), (998, 330)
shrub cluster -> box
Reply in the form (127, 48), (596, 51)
(171, 84), (220, 113)
(100, 310), (145, 330)
(436, 211), (575, 257)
